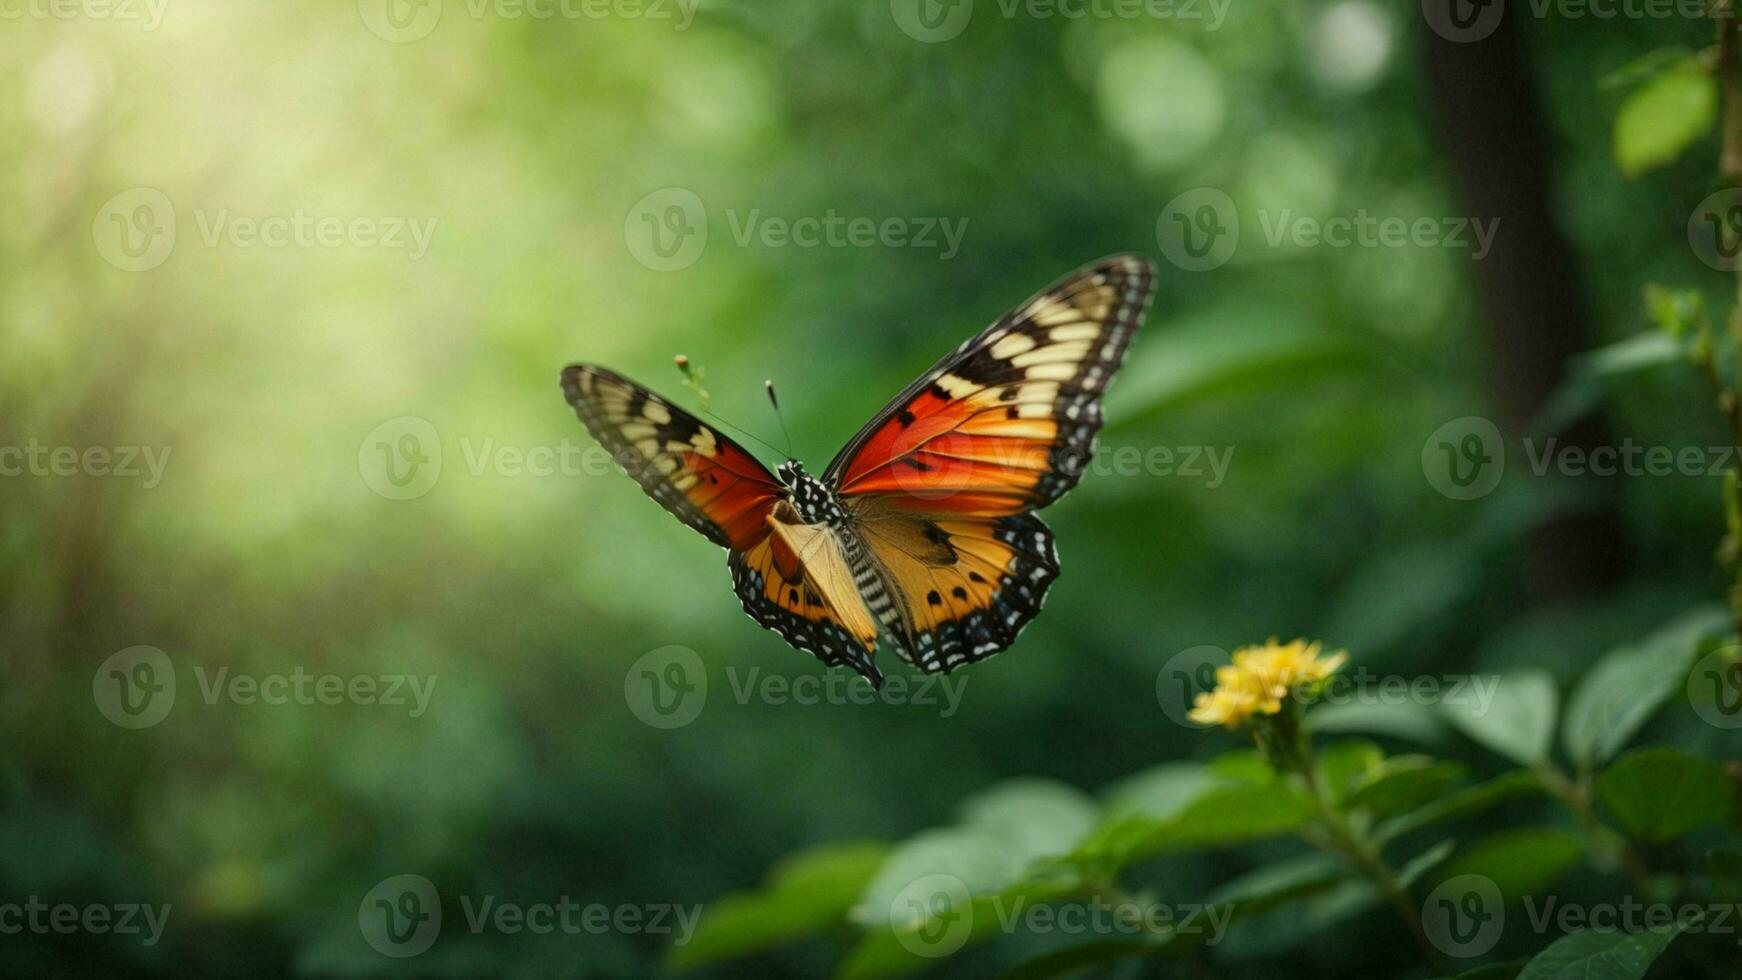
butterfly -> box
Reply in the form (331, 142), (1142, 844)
(561, 254), (1157, 686)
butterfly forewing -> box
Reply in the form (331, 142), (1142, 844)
(561, 364), (781, 550)
(825, 254), (1157, 513)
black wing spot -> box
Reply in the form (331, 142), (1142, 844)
(926, 382), (950, 400)
(901, 459), (934, 472)
(1006, 406), (1020, 420)
(896, 409), (916, 427)
(968, 571), (987, 583)
(927, 590), (943, 605)
(952, 586), (969, 600)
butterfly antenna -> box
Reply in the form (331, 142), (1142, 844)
(766, 380), (797, 461)
(673, 354), (789, 461)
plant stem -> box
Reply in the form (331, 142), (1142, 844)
(1533, 762), (1656, 896)
(1287, 742), (1431, 955)
(1709, 0), (1742, 642)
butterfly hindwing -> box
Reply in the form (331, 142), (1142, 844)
(824, 254), (1157, 515)
(730, 505), (882, 682)
(851, 501), (1059, 673)
(561, 363), (781, 550)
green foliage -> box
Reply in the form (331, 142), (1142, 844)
(673, 841), (890, 968)
(1344, 756), (1468, 819)
(1562, 607), (1731, 769)
(1613, 57), (1717, 177)
(1442, 671), (1559, 766)
(1067, 757), (1316, 876)
(1375, 769), (1545, 844)
(1596, 749), (1735, 844)
(1515, 921), (1687, 980)
(1435, 828), (1584, 896)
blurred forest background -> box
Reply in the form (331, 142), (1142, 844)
(2, 0), (1739, 977)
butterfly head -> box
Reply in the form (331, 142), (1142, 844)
(776, 459), (807, 485)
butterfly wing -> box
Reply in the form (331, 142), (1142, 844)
(562, 363), (783, 550)
(824, 254), (1156, 511)
(825, 254), (1157, 672)
(731, 507), (883, 683)
(561, 363), (881, 681)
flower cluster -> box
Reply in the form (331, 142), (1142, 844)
(1187, 638), (1347, 729)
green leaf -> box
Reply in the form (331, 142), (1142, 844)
(1398, 839), (1458, 888)
(1443, 671), (1558, 766)
(1099, 762), (1215, 818)
(1215, 879), (1378, 961)
(955, 779), (1101, 865)
(1564, 651), (1684, 771)
(836, 878), (1082, 980)
(1314, 740), (1384, 803)
(1534, 332), (1691, 436)
(1208, 853), (1348, 914)
(1595, 748), (1734, 843)
(1308, 699), (1447, 747)
(1206, 750), (1274, 783)
(1345, 757), (1468, 819)
(1516, 921), (1687, 980)
(671, 841), (890, 968)
(1070, 773), (1315, 874)
(1614, 59), (1716, 178)
(1376, 770), (1543, 844)
(856, 779), (1098, 927)
(1435, 828), (1583, 896)
(1561, 606), (1728, 769)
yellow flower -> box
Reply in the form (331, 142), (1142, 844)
(1187, 638), (1347, 728)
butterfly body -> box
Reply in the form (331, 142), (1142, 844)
(777, 460), (847, 526)
(563, 255), (1157, 686)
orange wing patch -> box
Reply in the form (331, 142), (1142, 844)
(827, 255), (1156, 516)
(852, 499), (1060, 673)
(732, 502), (881, 682)
(562, 364), (780, 550)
